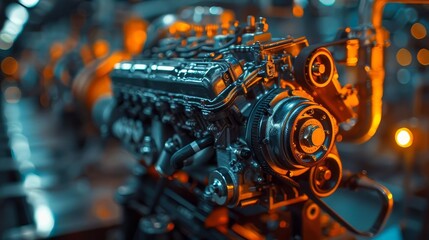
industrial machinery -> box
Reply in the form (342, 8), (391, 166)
(102, 3), (399, 238)
(109, 27), (391, 238)
(2, 0), (429, 239)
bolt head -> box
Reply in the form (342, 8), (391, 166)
(302, 125), (326, 147)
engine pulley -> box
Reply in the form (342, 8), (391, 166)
(247, 89), (337, 176)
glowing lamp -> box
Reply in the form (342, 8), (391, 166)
(395, 128), (413, 148)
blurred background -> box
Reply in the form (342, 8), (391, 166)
(0, 0), (428, 239)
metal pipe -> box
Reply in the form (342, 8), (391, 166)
(341, 0), (429, 143)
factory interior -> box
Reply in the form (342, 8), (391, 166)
(0, 0), (428, 239)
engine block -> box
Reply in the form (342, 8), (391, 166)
(110, 16), (359, 211)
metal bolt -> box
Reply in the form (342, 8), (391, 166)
(318, 166), (332, 181)
(239, 148), (252, 160)
(312, 62), (326, 76)
(301, 125), (326, 147)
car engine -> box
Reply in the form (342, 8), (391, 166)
(5, 0), (429, 239)
(107, 15), (391, 239)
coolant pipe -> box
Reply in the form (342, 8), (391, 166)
(341, 0), (429, 143)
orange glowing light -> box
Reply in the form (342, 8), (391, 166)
(93, 39), (110, 59)
(50, 42), (64, 61)
(123, 17), (147, 55)
(85, 75), (112, 110)
(396, 48), (412, 66)
(72, 51), (130, 110)
(205, 24), (218, 38)
(192, 25), (204, 37)
(293, 5), (304, 18)
(417, 48), (429, 66)
(172, 171), (189, 184)
(232, 224), (264, 240)
(125, 30), (147, 55)
(205, 207), (228, 228)
(169, 21), (191, 35)
(42, 65), (54, 83)
(1, 56), (19, 76)
(411, 22), (427, 40)
(220, 10), (235, 26)
(395, 128), (413, 148)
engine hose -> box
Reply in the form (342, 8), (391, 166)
(171, 135), (214, 170)
(300, 171), (393, 237)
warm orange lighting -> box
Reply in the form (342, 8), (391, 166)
(396, 48), (412, 66)
(125, 30), (147, 55)
(50, 42), (64, 61)
(123, 17), (147, 36)
(232, 224), (264, 240)
(395, 128), (413, 148)
(95, 52), (129, 78)
(123, 17), (147, 55)
(72, 51), (130, 110)
(193, 25), (204, 37)
(85, 75), (112, 110)
(205, 24), (218, 38)
(169, 21), (191, 35)
(205, 207), (228, 228)
(42, 65), (54, 83)
(220, 10), (235, 26)
(1, 56), (19, 76)
(417, 48), (429, 66)
(293, 5), (304, 18)
(172, 171), (189, 184)
(411, 22), (427, 40)
(93, 39), (110, 59)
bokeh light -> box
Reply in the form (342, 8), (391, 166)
(417, 48), (429, 65)
(1, 56), (19, 76)
(319, 0), (335, 6)
(93, 39), (110, 59)
(6, 3), (29, 25)
(293, 5), (304, 18)
(19, 0), (40, 8)
(397, 68), (411, 85)
(410, 22), (427, 40)
(395, 128), (413, 148)
(396, 48), (412, 66)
